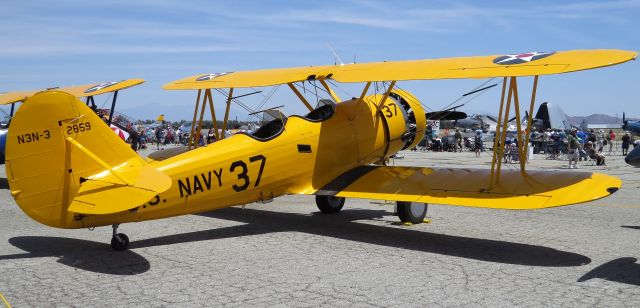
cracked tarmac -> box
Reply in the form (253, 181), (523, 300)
(1, 148), (639, 307)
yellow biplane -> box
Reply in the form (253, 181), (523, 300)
(5, 50), (636, 250)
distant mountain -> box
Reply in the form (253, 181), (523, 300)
(567, 114), (622, 126)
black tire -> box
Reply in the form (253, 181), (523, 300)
(397, 201), (428, 224)
(316, 195), (345, 214)
(111, 233), (130, 251)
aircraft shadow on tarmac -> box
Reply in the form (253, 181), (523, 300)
(0, 207), (592, 275)
(578, 257), (640, 286)
(0, 237), (150, 275)
(139, 206), (591, 267)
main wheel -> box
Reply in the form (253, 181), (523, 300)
(111, 233), (130, 251)
(397, 202), (428, 224)
(316, 195), (345, 214)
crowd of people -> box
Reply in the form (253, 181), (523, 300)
(413, 126), (637, 169)
(125, 124), (238, 152)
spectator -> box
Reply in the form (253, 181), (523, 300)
(622, 132), (631, 155)
(207, 129), (217, 144)
(155, 126), (163, 150)
(585, 141), (606, 165)
(567, 128), (580, 169)
(127, 123), (139, 152)
(597, 130), (605, 153)
(454, 129), (462, 152)
(588, 129), (597, 143)
(608, 129), (616, 154)
(576, 129), (587, 148)
(474, 131), (482, 157)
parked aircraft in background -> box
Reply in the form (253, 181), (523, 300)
(529, 102), (573, 131)
(622, 113), (640, 167)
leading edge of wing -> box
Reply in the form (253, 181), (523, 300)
(313, 166), (621, 210)
(57, 78), (145, 97)
(163, 49), (637, 90)
(0, 79), (145, 105)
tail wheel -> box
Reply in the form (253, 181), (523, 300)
(111, 233), (130, 251)
(397, 201), (428, 224)
(316, 195), (345, 214)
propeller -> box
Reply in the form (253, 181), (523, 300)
(425, 111), (467, 121)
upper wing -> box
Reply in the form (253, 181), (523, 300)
(313, 166), (620, 209)
(0, 90), (43, 105)
(57, 78), (145, 97)
(164, 49), (637, 90)
(0, 78), (145, 105)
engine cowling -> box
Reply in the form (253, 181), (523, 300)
(349, 89), (426, 164)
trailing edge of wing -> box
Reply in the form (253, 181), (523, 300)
(164, 49), (637, 90)
(314, 166), (621, 210)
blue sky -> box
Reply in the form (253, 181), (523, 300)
(1, 0), (638, 121)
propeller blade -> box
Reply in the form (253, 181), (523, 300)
(425, 111), (467, 121)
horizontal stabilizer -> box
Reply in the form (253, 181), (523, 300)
(69, 159), (172, 215)
(315, 166), (620, 209)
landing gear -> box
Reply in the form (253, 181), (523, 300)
(316, 195), (345, 214)
(397, 201), (428, 224)
(110, 224), (130, 251)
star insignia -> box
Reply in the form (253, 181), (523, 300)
(493, 51), (555, 65)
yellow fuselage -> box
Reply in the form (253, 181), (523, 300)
(51, 92), (425, 228)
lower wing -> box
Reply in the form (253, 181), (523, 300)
(314, 166), (620, 209)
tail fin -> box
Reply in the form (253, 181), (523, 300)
(6, 91), (171, 228)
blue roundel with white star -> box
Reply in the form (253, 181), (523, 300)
(84, 81), (121, 94)
(493, 51), (556, 65)
(196, 72), (233, 81)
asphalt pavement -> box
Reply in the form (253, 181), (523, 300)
(0, 146), (639, 307)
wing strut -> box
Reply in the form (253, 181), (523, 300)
(319, 79), (341, 103)
(188, 89), (202, 150)
(187, 89), (219, 149)
(489, 76), (540, 187)
(106, 90), (118, 126)
(221, 88), (234, 140)
(376, 81), (396, 113)
(288, 83), (314, 111)
(522, 76), (539, 166)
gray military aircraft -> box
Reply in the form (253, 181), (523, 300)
(623, 113), (640, 167)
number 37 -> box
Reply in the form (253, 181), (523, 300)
(230, 155), (266, 192)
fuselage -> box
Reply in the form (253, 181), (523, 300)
(72, 91), (426, 228)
